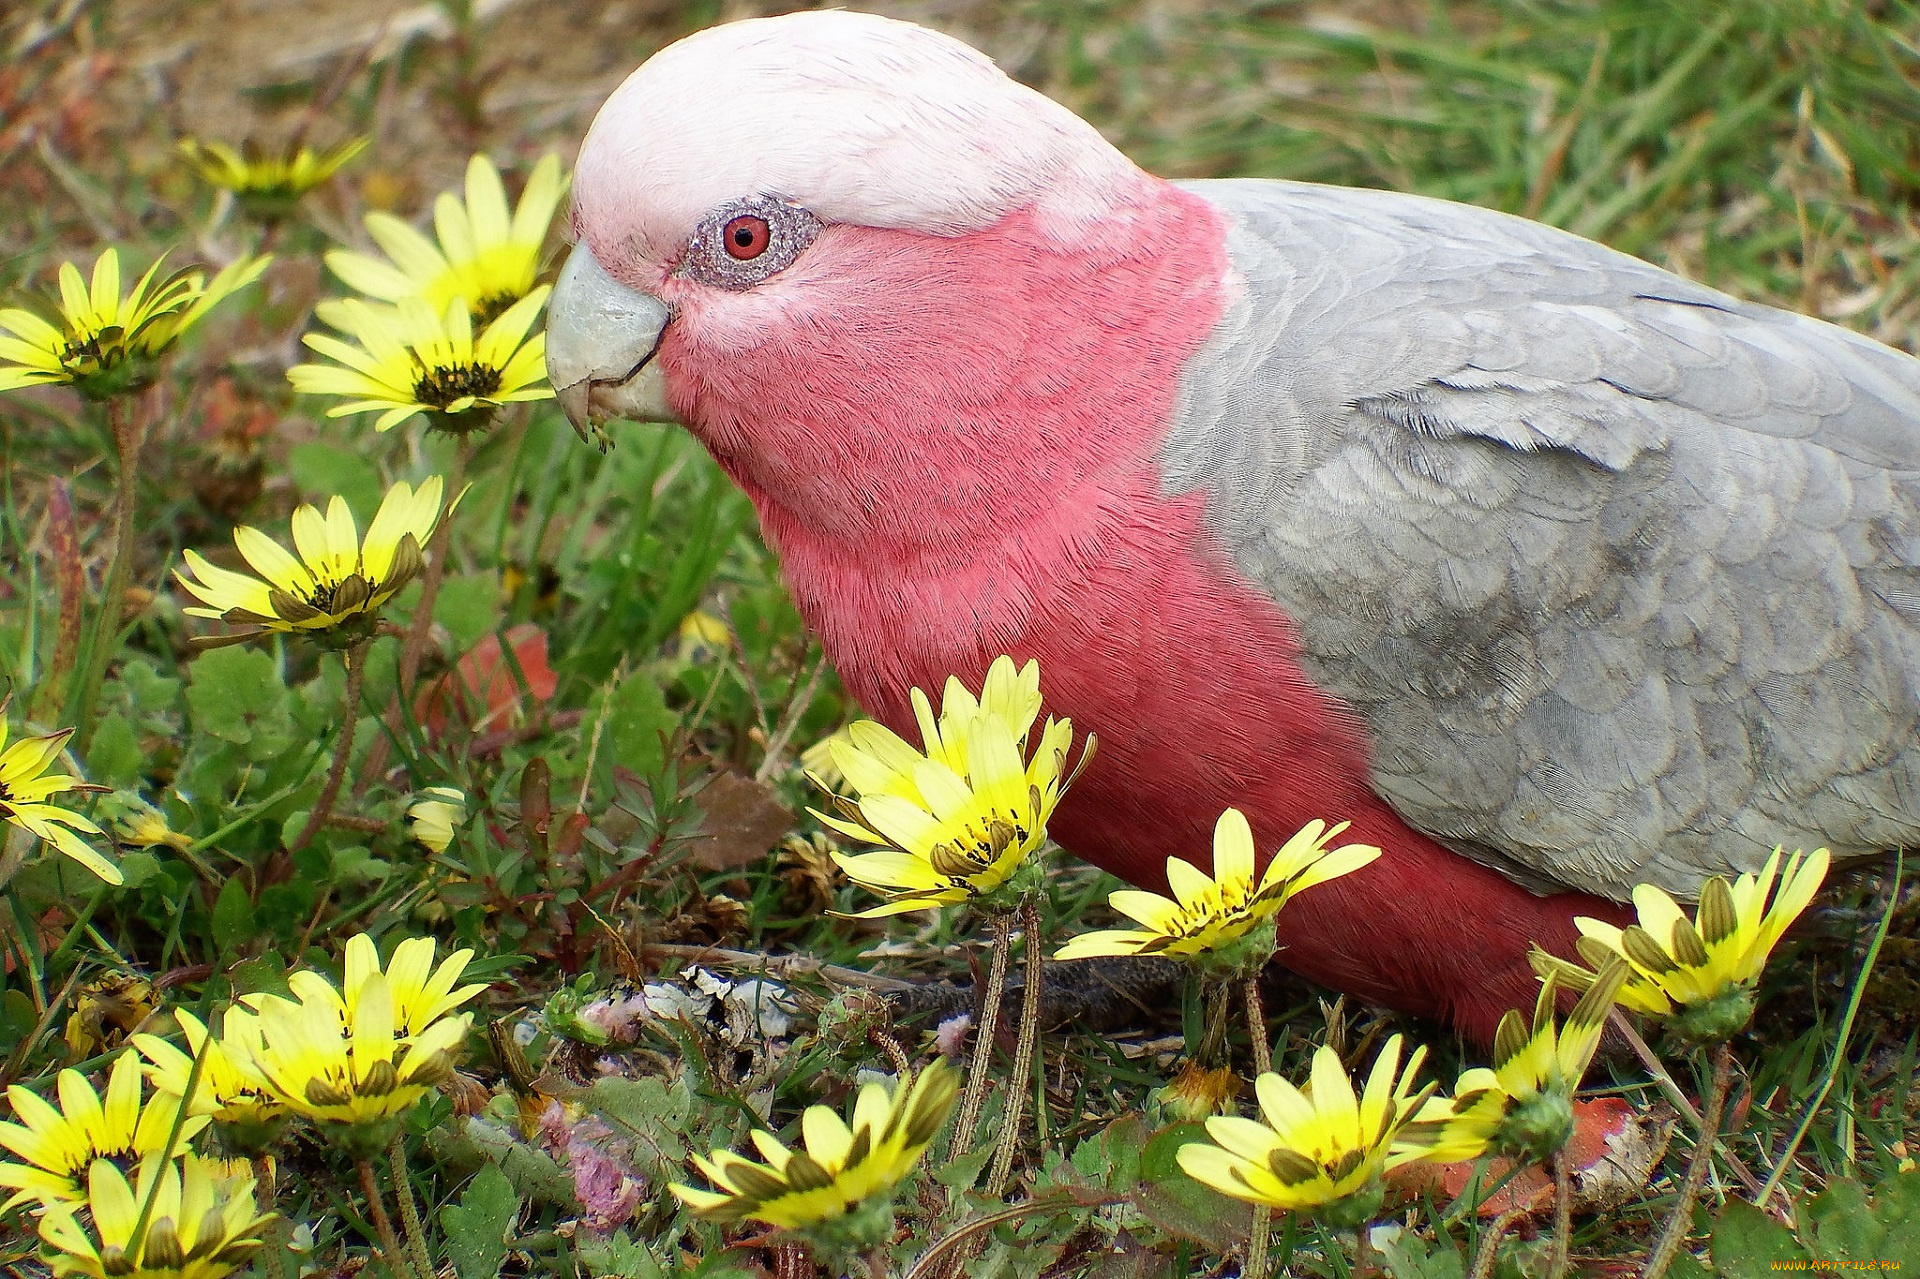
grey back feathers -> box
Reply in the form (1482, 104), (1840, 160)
(1165, 179), (1920, 901)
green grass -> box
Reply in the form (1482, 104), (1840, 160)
(0, 0), (1915, 1275)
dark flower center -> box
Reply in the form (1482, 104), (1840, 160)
(414, 361), (503, 409)
(473, 292), (519, 326)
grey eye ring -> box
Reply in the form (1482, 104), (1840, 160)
(680, 194), (822, 290)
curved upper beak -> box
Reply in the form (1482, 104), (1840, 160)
(545, 245), (678, 449)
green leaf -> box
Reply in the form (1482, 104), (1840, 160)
(1375, 1228), (1467, 1279)
(442, 1164), (521, 1279)
(185, 646), (291, 746)
(583, 1076), (694, 1177)
(1073, 1113), (1148, 1192)
(575, 1232), (668, 1279)
(1806, 1179), (1881, 1259)
(598, 670), (676, 785)
(1130, 1122), (1252, 1252)
(327, 844), (391, 885)
(119, 660), (181, 714)
(1710, 1200), (1809, 1278)
(85, 714), (143, 787)
(115, 852), (160, 891)
(436, 572), (503, 652)
(932, 1143), (996, 1190)
(288, 440), (383, 517)
(1869, 1171), (1920, 1260)
(210, 877), (253, 954)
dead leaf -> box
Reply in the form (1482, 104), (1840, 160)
(687, 770), (792, 871)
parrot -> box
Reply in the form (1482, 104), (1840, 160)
(544, 10), (1920, 1043)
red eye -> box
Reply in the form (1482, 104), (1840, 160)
(723, 215), (771, 260)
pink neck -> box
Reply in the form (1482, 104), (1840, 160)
(656, 178), (1226, 652)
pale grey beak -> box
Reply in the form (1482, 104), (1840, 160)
(545, 245), (677, 449)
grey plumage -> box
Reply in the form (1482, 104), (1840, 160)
(1164, 178), (1920, 901)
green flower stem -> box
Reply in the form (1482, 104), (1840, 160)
(396, 441), (467, 696)
(356, 1157), (419, 1279)
(390, 1133), (434, 1279)
(1754, 849), (1901, 1212)
(1547, 1151), (1573, 1279)
(254, 1156), (290, 1279)
(70, 394), (146, 754)
(1467, 1204), (1528, 1279)
(987, 894), (1045, 1196)
(1642, 1040), (1734, 1279)
(951, 910), (1013, 1167)
(358, 441), (470, 794)
(1353, 1223), (1375, 1279)
(289, 641), (370, 854)
(1611, 1007), (1766, 1197)
(1244, 975), (1272, 1279)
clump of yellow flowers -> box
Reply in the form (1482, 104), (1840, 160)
(175, 476), (447, 649)
(1055, 807), (1378, 978)
(813, 654), (1091, 917)
(674, 1059), (957, 1268)
(0, 247), (267, 401)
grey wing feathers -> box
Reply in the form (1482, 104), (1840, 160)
(1167, 178), (1920, 901)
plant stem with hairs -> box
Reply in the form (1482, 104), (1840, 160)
(71, 394), (147, 751)
(1547, 1150), (1574, 1279)
(986, 894), (1045, 1196)
(391, 1135), (434, 1279)
(355, 1158), (418, 1279)
(951, 912), (1013, 1169)
(289, 641), (370, 853)
(1244, 975), (1272, 1279)
(1642, 1041), (1734, 1279)
(254, 1156), (289, 1279)
(1467, 1205), (1528, 1279)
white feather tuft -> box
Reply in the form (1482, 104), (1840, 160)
(572, 10), (1145, 267)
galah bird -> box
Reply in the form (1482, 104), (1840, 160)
(547, 10), (1920, 1042)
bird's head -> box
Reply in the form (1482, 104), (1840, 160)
(550, 11), (1150, 428)
(548, 10), (1225, 567)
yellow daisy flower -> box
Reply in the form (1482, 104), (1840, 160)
(406, 787), (466, 854)
(179, 136), (368, 222)
(37, 1152), (273, 1279)
(240, 964), (471, 1158)
(0, 1053), (208, 1212)
(0, 248), (269, 400)
(289, 291), (551, 434)
(1531, 848), (1830, 1042)
(810, 656), (1092, 917)
(134, 1010), (286, 1154)
(173, 476), (446, 648)
(1417, 959), (1629, 1164)
(325, 152), (566, 325)
(0, 722), (117, 884)
(1053, 808), (1379, 973)
(672, 1059), (956, 1241)
(1176, 1034), (1439, 1228)
(112, 803), (191, 853)
(333, 932), (487, 1039)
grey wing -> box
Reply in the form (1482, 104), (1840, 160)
(1166, 178), (1920, 901)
